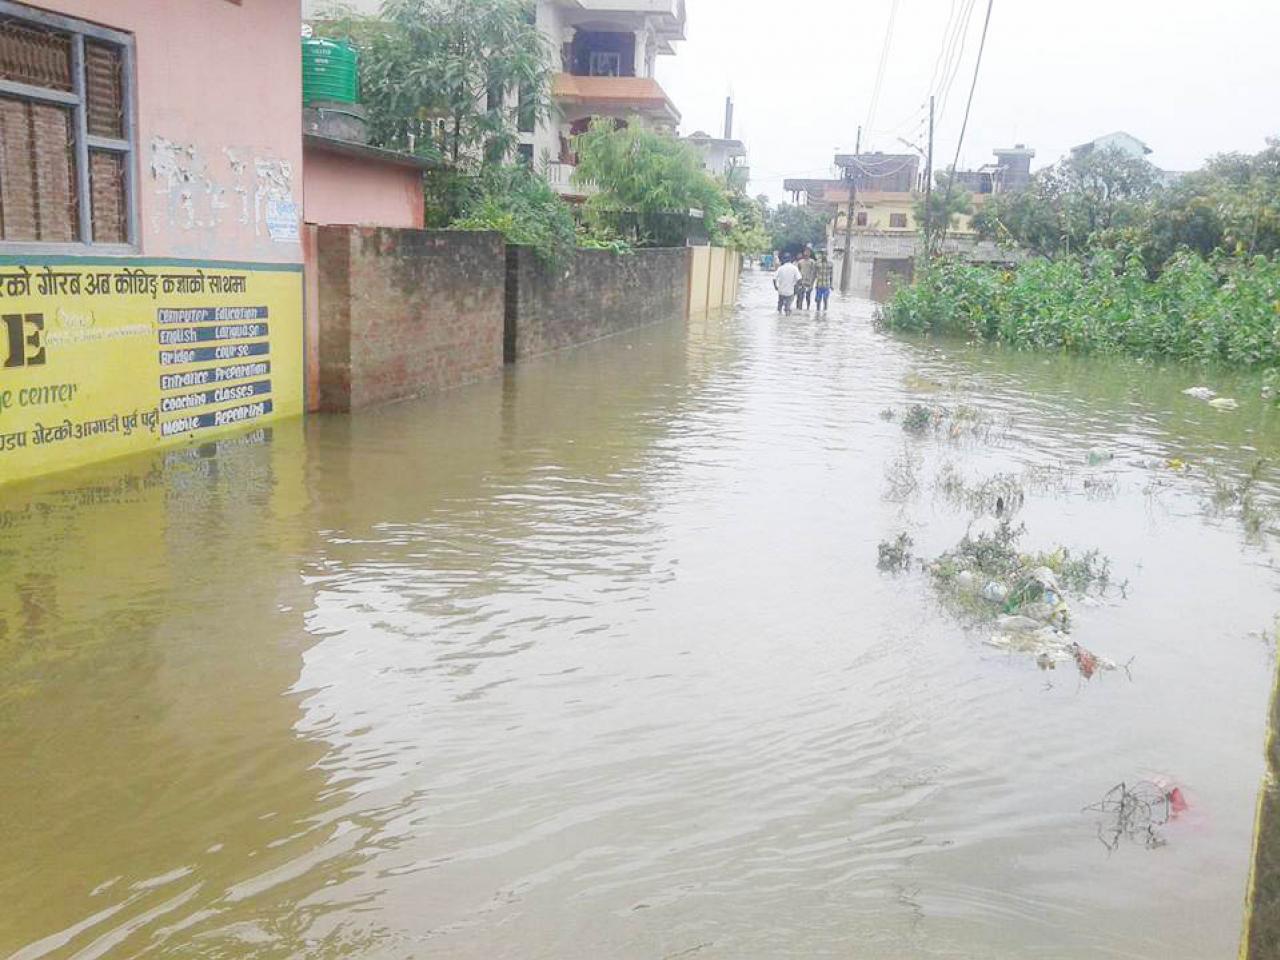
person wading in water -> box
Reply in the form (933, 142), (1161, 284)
(795, 248), (817, 310)
(773, 255), (801, 315)
(813, 251), (834, 313)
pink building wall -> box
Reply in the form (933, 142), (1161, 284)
(36, 0), (304, 264)
(303, 150), (425, 231)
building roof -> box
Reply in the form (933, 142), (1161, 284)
(303, 134), (436, 171)
(684, 132), (746, 156)
(562, 0), (687, 45)
(783, 177), (842, 194)
(551, 74), (681, 123)
(1071, 131), (1153, 157)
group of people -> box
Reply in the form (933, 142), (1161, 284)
(772, 248), (834, 315)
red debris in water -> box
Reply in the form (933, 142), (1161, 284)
(1071, 643), (1099, 679)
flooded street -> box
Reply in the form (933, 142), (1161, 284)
(4, 270), (1279, 959)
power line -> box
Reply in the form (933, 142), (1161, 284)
(862, 0), (901, 146)
(926, 0), (960, 96)
(937, 0), (995, 251)
(936, 0), (979, 123)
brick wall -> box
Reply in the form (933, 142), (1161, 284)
(316, 226), (505, 411)
(505, 246), (692, 363)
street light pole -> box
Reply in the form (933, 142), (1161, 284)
(924, 95), (935, 263)
(839, 125), (861, 295)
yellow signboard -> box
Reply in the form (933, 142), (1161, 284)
(0, 259), (303, 486)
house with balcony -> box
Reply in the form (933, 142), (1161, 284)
(532, 0), (685, 199)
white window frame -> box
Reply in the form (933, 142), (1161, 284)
(0, 0), (138, 253)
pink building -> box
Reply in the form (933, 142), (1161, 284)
(0, 0), (307, 484)
(0, 0), (432, 483)
(1, 0), (305, 263)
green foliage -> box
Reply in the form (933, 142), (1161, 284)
(915, 172), (974, 256)
(763, 201), (829, 255)
(973, 146), (1160, 257)
(1140, 138), (1280, 265)
(320, 0), (549, 168)
(450, 165), (577, 266)
(882, 251), (1280, 369)
(721, 186), (771, 254)
(572, 119), (722, 214)
(575, 223), (634, 255)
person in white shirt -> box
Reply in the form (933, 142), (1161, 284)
(773, 256), (802, 315)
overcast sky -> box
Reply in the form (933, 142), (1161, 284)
(657, 0), (1280, 202)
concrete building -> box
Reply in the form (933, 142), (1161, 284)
(684, 130), (746, 179)
(0, 0), (306, 485)
(1071, 131), (1152, 162)
(533, 0), (685, 199)
(682, 97), (747, 182)
(784, 145), (1027, 301)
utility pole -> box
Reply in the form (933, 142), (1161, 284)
(923, 95), (935, 263)
(839, 125), (861, 294)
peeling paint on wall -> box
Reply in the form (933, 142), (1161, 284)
(253, 159), (297, 241)
(148, 137), (299, 255)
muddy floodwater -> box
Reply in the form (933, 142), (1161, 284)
(4, 271), (1280, 958)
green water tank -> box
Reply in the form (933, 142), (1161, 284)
(302, 38), (359, 106)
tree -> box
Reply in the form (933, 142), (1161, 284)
(915, 172), (974, 256)
(573, 119), (729, 246)
(326, 0), (550, 169)
(1142, 138), (1280, 263)
(974, 146), (1159, 256)
(720, 184), (770, 255)
(450, 165), (577, 266)
(763, 202), (829, 255)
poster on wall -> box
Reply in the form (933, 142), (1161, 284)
(0, 259), (303, 486)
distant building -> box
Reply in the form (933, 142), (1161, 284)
(685, 130), (747, 176)
(304, 0), (687, 202)
(534, 0), (686, 200)
(952, 145), (1036, 194)
(783, 144), (1027, 300)
(683, 98), (748, 181)
(1070, 131), (1153, 162)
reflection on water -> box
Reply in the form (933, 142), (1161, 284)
(2, 272), (1277, 958)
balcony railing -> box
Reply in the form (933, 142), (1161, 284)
(545, 161), (598, 197)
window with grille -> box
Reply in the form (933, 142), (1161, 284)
(889, 213), (908, 229)
(0, 3), (134, 248)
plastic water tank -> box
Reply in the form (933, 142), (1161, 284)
(302, 37), (358, 105)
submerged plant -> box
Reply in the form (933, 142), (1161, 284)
(928, 519), (1115, 622)
(877, 533), (914, 573)
(1206, 457), (1274, 540)
(934, 465), (1026, 517)
(902, 404), (935, 435)
(884, 447), (922, 502)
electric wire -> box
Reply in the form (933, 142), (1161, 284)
(862, 0), (901, 149)
(936, 0), (979, 123)
(937, 0), (995, 249)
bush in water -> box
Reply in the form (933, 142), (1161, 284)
(882, 251), (1280, 370)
